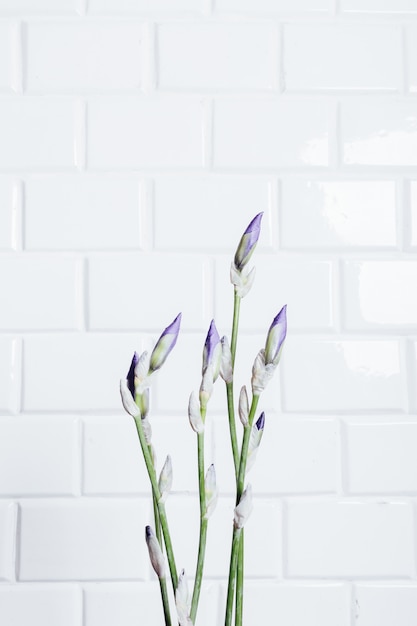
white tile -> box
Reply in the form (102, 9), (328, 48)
(0, 177), (14, 250)
(0, 502), (15, 581)
(355, 584), (417, 626)
(88, 253), (210, 330)
(154, 176), (273, 251)
(343, 261), (417, 328)
(19, 500), (148, 580)
(342, 0), (417, 12)
(0, 0), (76, 12)
(346, 421), (417, 494)
(0, 256), (81, 330)
(0, 585), (81, 626)
(88, 0), (202, 11)
(342, 101), (417, 166)
(26, 21), (142, 91)
(215, 256), (334, 332)
(0, 99), (76, 169)
(158, 22), (277, 90)
(214, 416), (339, 495)
(284, 24), (401, 91)
(410, 181), (417, 248)
(282, 338), (405, 412)
(214, 98), (330, 168)
(87, 97), (204, 168)
(0, 21), (12, 90)
(287, 500), (414, 577)
(216, 0), (331, 11)
(0, 337), (18, 413)
(0, 417), (77, 495)
(22, 334), (144, 412)
(281, 180), (397, 249)
(25, 175), (142, 250)
(83, 414), (201, 495)
(243, 583), (350, 626)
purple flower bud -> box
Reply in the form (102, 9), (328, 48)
(202, 320), (221, 381)
(149, 313), (182, 373)
(145, 525), (165, 579)
(126, 351), (139, 398)
(264, 305), (287, 366)
(234, 212), (263, 271)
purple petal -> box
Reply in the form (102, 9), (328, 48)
(149, 313), (182, 372)
(234, 212), (263, 271)
(265, 305), (287, 365)
(203, 319), (220, 373)
(256, 412), (265, 431)
(126, 351), (139, 398)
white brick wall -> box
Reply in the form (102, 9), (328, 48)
(0, 2), (416, 625)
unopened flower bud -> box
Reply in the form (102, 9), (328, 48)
(238, 385), (249, 427)
(145, 525), (165, 579)
(199, 364), (213, 410)
(251, 349), (275, 395)
(234, 212), (263, 272)
(188, 391), (204, 434)
(149, 313), (182, 373)
(120, 378), (140, 418)
(234, 484), (253, 529)
(202, 320), (222, 381)
(158, 455), (173, 503)
(220, 336), (233, 383)
(134, 351), (151, 395)
(204, 464), (218, 519)
(142, 416), (152, 444)
(176, 569), (191, 626)
(230, 263), (256, 299)
(265, 305), (287, 366)
(246, 412), (265, 472)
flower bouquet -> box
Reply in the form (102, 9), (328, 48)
(120, 213), (287, 625)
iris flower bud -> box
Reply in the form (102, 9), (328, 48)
(246, 412), (265, 472)
(120, 378), (140, 418)
(176, 569), (191, 626)
(158, 455), (173, 503)
(145, 525), (165, 579)
(238, 385), (249, 427)
(265, 305), (287, 366)
(220, 336), (233, 383)
(149, 313), (182, 373)
(204, 464), (218, 519)
(252, 305), (287, 394)
(199, 364), (213, 410)
(188, 390), (204, 434)
(234, 484), (253, 529)
(233, 212), (263, 272)
(202, 320), (221, 382)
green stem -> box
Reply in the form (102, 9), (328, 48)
(159, 577), (172, 626)
(237, 395), (260, 500)
(226, 382), (239, 476)
(230, 291), (241, 368)
(228, 395), (259, 626)
(133, 417), (178, 592)
(190, 423), (207, 623)
(235, 532), (244, 626)
(224, 528), (242, 626)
